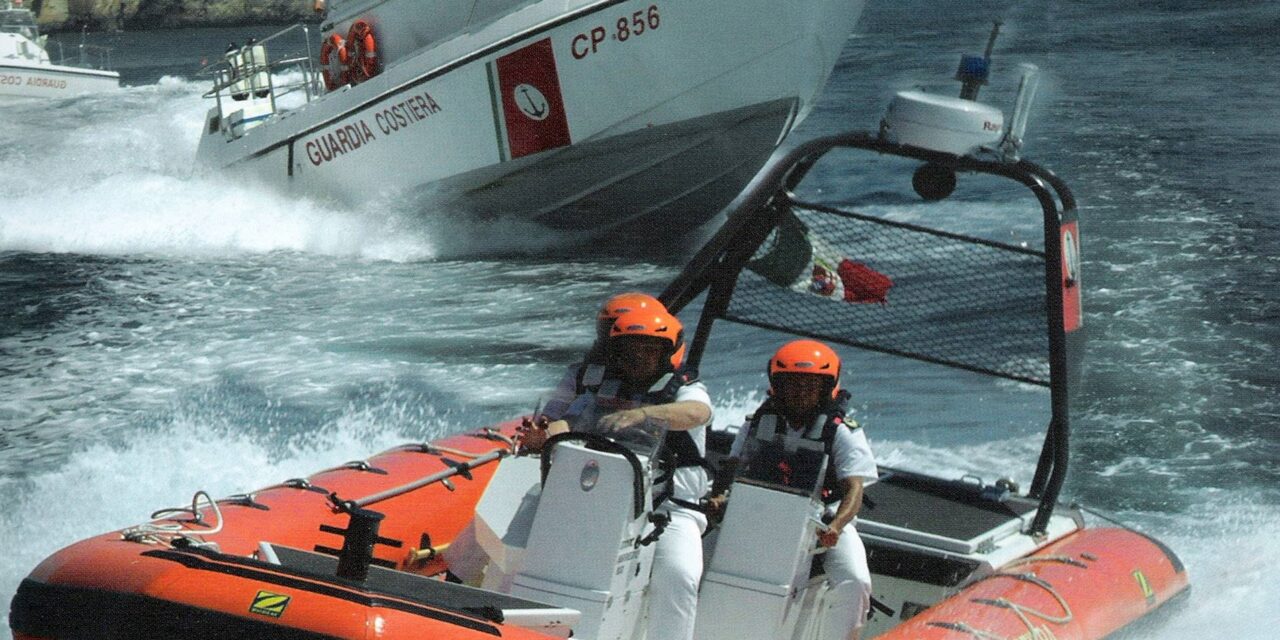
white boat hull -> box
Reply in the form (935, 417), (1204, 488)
(197, 0), (865, 233)
(0, 60), (118, 101)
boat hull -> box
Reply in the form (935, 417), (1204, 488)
(11, 547), (556, 640)
(0, 61), (119, 102)
(9, 422), (1190, 640)
(197, 0), (863, 234)
(412, 98), (797, 235)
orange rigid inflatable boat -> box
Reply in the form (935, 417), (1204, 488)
(11, 55), (1190, 640)
(9, 441), (1189, 640)
(10, 433), (1187, 640)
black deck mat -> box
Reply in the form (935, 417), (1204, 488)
(861, 473), (1038, 542)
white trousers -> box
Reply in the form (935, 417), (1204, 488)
(820, 522), (872, 640)
(646, 507), (706, 640)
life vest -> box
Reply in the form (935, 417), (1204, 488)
(566, 365), (713, 510)
(741, 391), (856, 497)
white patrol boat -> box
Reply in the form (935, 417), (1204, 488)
(193, 0), (865, 235)
(0, 0), (119, 102)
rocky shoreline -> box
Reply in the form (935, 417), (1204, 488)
(26, 0), (316, 32)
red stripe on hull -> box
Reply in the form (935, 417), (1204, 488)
(496, 38), (572, 159)
(1061, 220), (1083, 333)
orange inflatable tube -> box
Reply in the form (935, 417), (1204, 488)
(11, 424), (554, 640)
(877, 526), (1189, 639)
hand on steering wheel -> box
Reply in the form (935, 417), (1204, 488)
(516, 414), (551, 452)
(596, 408), (648, 433)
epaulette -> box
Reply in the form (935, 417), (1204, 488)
(834, 416), (861, 431)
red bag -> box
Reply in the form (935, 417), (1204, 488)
(837, 259), (893, 304)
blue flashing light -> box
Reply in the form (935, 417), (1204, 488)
(956, 54), (990, 83)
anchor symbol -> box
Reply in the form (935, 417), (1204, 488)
(514, 84), (551, 121)
(520, 88), (547, 118)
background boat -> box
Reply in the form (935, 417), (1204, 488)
(1, 1), (1277, 638)
(0, 0), (118, 101)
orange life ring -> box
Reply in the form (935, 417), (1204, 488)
(345, 20), (380, 84)
(319, 32), (349, 91)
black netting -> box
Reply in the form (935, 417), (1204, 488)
(727, 203), (1050, 385)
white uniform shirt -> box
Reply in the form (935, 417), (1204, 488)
(666, 381), (713, 504)
(543, 364), (585, 420)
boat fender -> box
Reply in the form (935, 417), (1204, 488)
(319, 32), (349, 91)
(244, 39), (270, 98)
(224, 44), (249, 101)
(346, 20), (380, 84)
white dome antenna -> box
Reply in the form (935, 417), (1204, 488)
(878, 20), (1041, 199)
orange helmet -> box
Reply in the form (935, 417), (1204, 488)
(609, 309), (685, 371)
(596, 292), (664, 340)
(769, 340), (841, 398)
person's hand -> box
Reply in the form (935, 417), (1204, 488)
(817, 526), (842, 548)
(516, 414), (550, 453)
(596, 408), (647, 433)
(703, 493), (728, 525)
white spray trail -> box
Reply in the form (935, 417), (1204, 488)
(0, 77), (574, 261)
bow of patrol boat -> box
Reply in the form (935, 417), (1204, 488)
(193, 0), (866, 238)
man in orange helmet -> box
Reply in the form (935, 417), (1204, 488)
(727, 339), (878, 640)
(525, 302), (714, 640)
(593, 292), (662, 351)
(542, 291), (664, 420)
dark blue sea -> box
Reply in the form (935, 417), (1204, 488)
(2, 1), (1277, 636)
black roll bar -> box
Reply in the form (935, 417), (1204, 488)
(660, 132), (1077, 536)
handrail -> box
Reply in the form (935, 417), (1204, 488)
(198, 22), (321, 106)
(339, 449), (508, 510)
